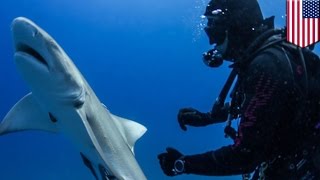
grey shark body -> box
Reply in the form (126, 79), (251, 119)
(0, 17), (147, 180)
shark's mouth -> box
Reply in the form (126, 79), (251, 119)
(16, 43), (48, 67)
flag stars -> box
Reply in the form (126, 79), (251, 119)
(302, 0), (320, 18)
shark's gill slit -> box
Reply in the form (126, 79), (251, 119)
(86, 114), (90, 121)
(16, 43), (48, 67)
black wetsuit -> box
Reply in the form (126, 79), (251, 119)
(182, 35), (320, 179)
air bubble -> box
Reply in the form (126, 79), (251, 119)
(212, 9), (222, 15)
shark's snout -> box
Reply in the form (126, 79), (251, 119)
(12, 17), (42, 35)
(12, 17), (50, 69)
(12, 17), (87, 103)
(12, 17), (39, 44)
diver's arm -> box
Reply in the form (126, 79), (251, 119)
(209, 101), (230, 123)
(181, 53), (295, 175)
(177, 103), (229, 131)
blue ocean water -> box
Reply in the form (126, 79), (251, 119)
(0, 0), (319, 180)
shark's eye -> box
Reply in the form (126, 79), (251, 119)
(16, 43), (48, 67)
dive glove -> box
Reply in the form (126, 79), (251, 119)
(158, 147), (185, 176)
(177, 108), (211, 131)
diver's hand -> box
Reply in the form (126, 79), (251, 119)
(178, 108), (210, 131)
(158, 147), (184, 176)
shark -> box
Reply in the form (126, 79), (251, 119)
(0, 17), (147, 180)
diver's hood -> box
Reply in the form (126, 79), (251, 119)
(203, 0), (264, 47)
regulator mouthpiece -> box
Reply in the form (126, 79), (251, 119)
(202, 48), (223, 67)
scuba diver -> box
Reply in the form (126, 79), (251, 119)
(158, 0), (320, 179)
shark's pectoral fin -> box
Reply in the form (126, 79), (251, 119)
(110, 114), (147, 154)
(0, 93), (58, 135)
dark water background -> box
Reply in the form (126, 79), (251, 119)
(0, 0), (319, 179)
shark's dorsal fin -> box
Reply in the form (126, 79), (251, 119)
(0, 93), (58, 135)
(110, 113), (147, 154)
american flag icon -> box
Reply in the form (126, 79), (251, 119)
(287, 0), (320, 47)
